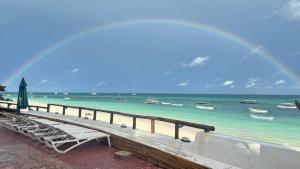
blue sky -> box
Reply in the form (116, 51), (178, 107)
(0, 0), (300, 94)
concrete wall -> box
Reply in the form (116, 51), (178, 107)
(142, 131), (300, 169)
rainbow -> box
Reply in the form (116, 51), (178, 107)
(3, 18), (300, 86)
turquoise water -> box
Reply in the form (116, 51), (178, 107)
(4, 93), (300, 147)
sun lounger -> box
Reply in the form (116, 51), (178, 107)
(44, 130), (111, 153)
(0, 113), (111, 153)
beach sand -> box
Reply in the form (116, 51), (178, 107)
(1, 101), (199, 141)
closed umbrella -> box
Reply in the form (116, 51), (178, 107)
(17, 78), (28, 112)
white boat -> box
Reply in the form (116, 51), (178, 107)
(195, 105), (214, 110)
(161, 102), (171, 105)
(249, 108), (268, 113)
(63, 92), (68, 95)
(277, 105), (296, 109)
(91, 92), (97, 95)
(131, 89), (137, 96)
(115, 94), (126, 102)
(171, 103), (184, 107)
(249, 114), (274, 121)
(64, 97), (71, 100)
(145, 96), (160, 104)
(240, 100), (257, 104)
(54, 92), (58, 95)
(281, 103), (294, 106)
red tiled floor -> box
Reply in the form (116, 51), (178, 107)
(0, 126), (159, 169)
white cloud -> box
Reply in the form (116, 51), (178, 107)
(71, 68), (79, 73)
(247, 77), (260, 84)
(275, 80), (285, 85)
(223, 80), (234, 86)
(241, 45), (263, 62)
(278, 0), (300, 20)
(182, 56), (209, 67)
(98, 81), (107, 86)
(245, 78), (259, 88)
(250, 45), (263, 54)
(246, 83), (256, 88)
(178, 80), (190, 87)
(38, 79), (49, 85)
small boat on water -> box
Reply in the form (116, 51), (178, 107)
(171, 103), (184, 107)
(63, 92), (68, 95)
(161, 102), (171, 105)
(277, 102), (297, 109)
(195, 103), (214, 110)
(196, 102), (209, 105)
(249, 114), (274, 121)
(145, 96), (160, 104)
(249, 108), (268, 113)
(54, 92), (58, 95)
(115, 94), (126, 102)
(64, 97), (71, 100)
(240, 100), (257, 104)
(91, 92), (97, 95)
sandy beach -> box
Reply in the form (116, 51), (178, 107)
(1, 101), (199, 141)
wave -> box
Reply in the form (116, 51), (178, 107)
(195, 105), (214, 110)
(64, 97), (71, 100)
(249, 114), (274, 121)
(249, 108), (268, 113)
(277, 105), (296, 109)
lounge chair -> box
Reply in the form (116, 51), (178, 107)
(44, 130), (111, 153)
(41, 124), (111, 153)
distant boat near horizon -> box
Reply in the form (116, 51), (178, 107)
(277, 105), (297, 109)
(91, 92), (97, 95)
(54, 92), (58, 95)
(171, 103), (184, 107)
(195, 103), (214, 110)
(249, 108), (268, 113)
(115, 94), (126, 102)
(145, 96), (160, 104)
(240, 100), (257, 104)
(63, 92), (68, 95)
(249, 114), (274, 121)
(277, 102), (297, 109)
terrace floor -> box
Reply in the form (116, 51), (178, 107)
(0, 126), (159, 169)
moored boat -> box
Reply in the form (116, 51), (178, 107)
(249, 114), (274, 121)
(196, 105), (214, 110)
(145, 96), (160, 104)
(195, 103), (214, 110)
(278, 102), (297, 108)
(249, 108), (268, 113)
(240, 100), (257, 104)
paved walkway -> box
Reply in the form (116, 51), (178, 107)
(0, 127), (158, 169)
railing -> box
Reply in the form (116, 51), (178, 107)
(0, 101), (215, 139)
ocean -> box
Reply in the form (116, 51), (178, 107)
(3, 92), (300, 147)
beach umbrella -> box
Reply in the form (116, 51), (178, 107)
(17, 78), (28, 112)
